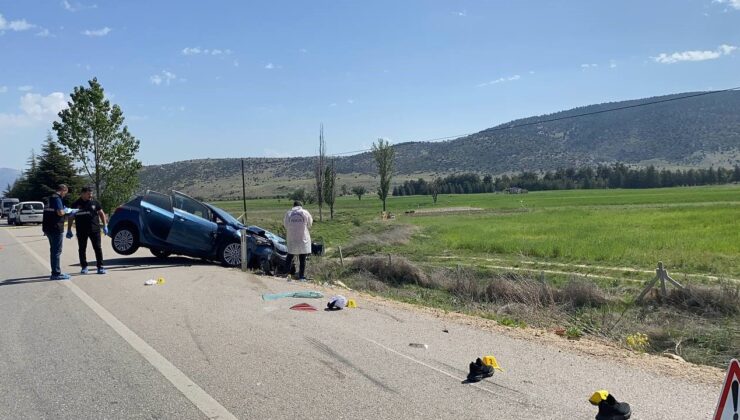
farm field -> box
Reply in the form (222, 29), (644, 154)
(214, 184), (740, 281)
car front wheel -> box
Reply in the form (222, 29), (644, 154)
(220, 241), (241, 267)
(112, 225), (139, 255)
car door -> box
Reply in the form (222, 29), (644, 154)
(140, 191), (175, 243)
(167, 191), (217, 253)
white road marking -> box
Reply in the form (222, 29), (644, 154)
(7, 229), (238, 420)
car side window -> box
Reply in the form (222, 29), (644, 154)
(172, 193), (210, 221)
(144, 192), (173, 212)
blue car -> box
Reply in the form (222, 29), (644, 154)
(108, 190), (291, 270)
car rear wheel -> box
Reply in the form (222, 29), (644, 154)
(112, 225), (139, 255)
(150, 249), (171, 259)
(220, 241), (241, 267)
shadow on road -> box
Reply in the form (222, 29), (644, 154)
(0, 275), (56, 286)
(100, 256), (215, 272)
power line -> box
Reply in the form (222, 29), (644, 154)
(329, 86), (740, 157)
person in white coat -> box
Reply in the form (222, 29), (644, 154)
(283, 201), (313, 280)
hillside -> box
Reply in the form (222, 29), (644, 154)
(0, 168), (21, 194)
(139, 90), (740, 199)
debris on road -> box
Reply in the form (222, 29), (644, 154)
(326, 295), (347, 310)
(465, 358), (494, 382)
(589, 390), (632, 420)
(262, 291), (324, 301)
(144, 277), (165, 286)
(408, 343), (428, 349)
(290, 303), (318, 312)
(482, 355), (504, 372)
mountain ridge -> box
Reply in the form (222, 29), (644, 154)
(139, 90), (740, 198)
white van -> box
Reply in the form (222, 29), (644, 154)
(15, 201), (44, 225)
(1, 198), (19, 218)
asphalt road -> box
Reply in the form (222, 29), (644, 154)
(0, 222), (723, 419)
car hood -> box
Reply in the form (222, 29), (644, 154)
(246, 225), (288, 252)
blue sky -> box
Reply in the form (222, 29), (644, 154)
(0, 0), (738, 169)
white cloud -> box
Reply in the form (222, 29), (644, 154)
(528, 70), (535, 74)
(149, 70), (180, 86)
(713, 0), (740, 10)
(329, 103), (337, 107)
(17, 85), (33, 92)
(181, 47), (232, 56)
(652, 44), (737, 63)
(82, 27), (111, 37)
(264, 63), (275, 70)
(0, 14), (36, 32)
(0, 92), (68, 128)
(347, 99), (355, 104)
(476, 74), (521, 87)
(62, 1), (97, 11)
(609, 60), (617, 68)
(182, 47), (202, 55)
(36, 28), (52, 37)
(0, 86), (7, 93)
(457, 10), (467, 16)
(233, 59), (239, 67)
(580, 63), (598, 69)
(299, 48), (308, 54)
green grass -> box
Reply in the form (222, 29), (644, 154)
(212, 185), (740, 279)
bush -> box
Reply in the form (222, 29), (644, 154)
(666, 283), (740, 316)
(560, 279), (607, 308)
(348, 255), (427, 286)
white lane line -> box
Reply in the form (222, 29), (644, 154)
(8, 229), (238, 420)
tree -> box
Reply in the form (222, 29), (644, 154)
(35, 134), (82, 199)
(314, 124), (326, 222)
(372, 138), (395, 212)
(53, 78), (142, 212)
(351, 185), (366, 200)
(340, 184), (348, 196)
(323, 159), (337, 219)
(431, 178), (442, 204)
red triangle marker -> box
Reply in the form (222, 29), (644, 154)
(713, 358), (740, 420)
(290, 303), (317, 312)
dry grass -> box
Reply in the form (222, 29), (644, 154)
(310, 255), (737, 368)
(348, 255), (428, 286)
(664, 282), (740, 316)
(341, 224), (419, 256)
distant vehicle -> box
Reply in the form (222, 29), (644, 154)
(107, 191), (303, 271)
(14, 201), (44, 225)
(1, 198), (19, 218)
(7, 204), (18, 225)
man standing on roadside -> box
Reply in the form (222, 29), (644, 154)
(42, 184), (71, 280)
(67, 187), (108, 275)
(283, 200), (313, 281)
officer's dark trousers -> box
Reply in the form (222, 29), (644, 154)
(77, 230), (103, 269)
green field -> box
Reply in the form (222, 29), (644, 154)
(214, 184), (740, 280)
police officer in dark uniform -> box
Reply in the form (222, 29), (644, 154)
(67, 186), (108, 275)
(42, 184), (71, 280)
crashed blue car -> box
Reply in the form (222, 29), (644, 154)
(108, 190), (291, 271)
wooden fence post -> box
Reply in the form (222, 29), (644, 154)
(636, 261), (684, 303)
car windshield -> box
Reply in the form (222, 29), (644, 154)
(207, 204), (241, 227)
